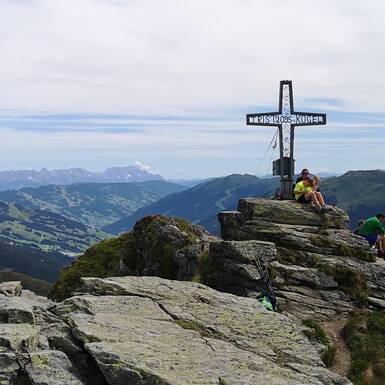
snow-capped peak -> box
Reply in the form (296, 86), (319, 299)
(133, 161), (157, 175)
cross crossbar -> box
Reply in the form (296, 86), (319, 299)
(246, 80), (327, 199)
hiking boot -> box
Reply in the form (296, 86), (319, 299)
(320, 205), (332, 213)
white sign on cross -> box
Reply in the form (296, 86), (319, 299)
(246, 80), (327, 199)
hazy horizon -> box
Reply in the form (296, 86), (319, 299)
(1, 1), (384, 178)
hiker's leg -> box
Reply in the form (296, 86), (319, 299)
(379, 235), (385, 251)
(304, 191), (319, 206)
(314, 191), (325, 206)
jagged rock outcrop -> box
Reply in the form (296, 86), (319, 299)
(49, 215), (218, 301)
(0, 279), (351, 385)
(216, 198), (385, 320)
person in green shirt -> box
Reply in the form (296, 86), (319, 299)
(293, 178), (330, 213)
(358, 213), (385, 257)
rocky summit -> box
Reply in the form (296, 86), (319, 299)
(4, 197), (385, 384)
(216, 198), (385, 320)
(0, 278), (350, 385)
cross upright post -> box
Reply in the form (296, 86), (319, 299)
(246, 80), (327, 200)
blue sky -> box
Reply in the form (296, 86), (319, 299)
(0, 0), (384, 178)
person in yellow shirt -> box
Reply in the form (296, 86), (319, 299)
(294, 177), (330, 213)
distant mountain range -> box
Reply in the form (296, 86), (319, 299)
(103, 174), (279, 234)
(1, 169), (384, 286)
(321, 169), (385, 227)
(0, 180), (184, 230)
(0, 162), (163, 190)
(103, 170), (385, 235)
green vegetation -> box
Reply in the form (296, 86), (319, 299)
(343, 311), (385, 385)
(302, 319), (336, 368)
(302, 319), (329, 345)
(276, 248), (320, 268)
(0, 181), (184, 230)
(322, 170), (385, 228)
(49, 215), (201, 301)
(49, 232), (136, 301)
(192, 250), (216, 284)
(0, 201), (107, 254)
(319, 265), (370, 304)
(0, 240), (71, 282)
(0, 271), (51, 296)
(322, 344), (337, 368)
(335, 243), (375, 262)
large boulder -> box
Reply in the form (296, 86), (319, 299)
(49, 215), (218, 301)
(0, 278), (351, 385)
(216, 199), (385, 320)
(0, 282), (22, 297)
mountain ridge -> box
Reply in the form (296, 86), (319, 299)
(0, 163), (163, 190)
(103, 174), (279, 234)
(0, 180), (184, 230)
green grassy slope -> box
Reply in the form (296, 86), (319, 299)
(343, 311), (385, 385)
(322, 170), (385, 227)
(0, 240), (71, 282)
(0, 181), (184, 230)
(0, 201), (107, 254)
(103, 174), (279, 235)
(49, 215), (203, 301)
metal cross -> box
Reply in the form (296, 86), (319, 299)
(246, 80), (327, 199)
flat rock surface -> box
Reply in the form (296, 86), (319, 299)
(0, 276), (352, 384)
(24, 350), (84, 385)
(237, 198), (349, 228)
(0, 282), (22, 297)
(53, 276), (351, 385)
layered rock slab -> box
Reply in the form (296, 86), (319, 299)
(0, 277), (352, 385)
(217, 198), (385, 320)
(51, 276), (351, 385)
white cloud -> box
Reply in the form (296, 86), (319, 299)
(0, 0), (385, 113)
(0, 1), (384, 177)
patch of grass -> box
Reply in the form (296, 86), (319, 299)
(336, 243), (372, 262)
(49, 232), (137, 301)
(192, 250), (216, 284)
(311, 236), (333, 248)
(302, 319), (336, 368)
(160, 243), (177, 279)
(343, 311), (385, 385)
(302, 319), (329, 345)
(276, 248), (320, 267)
(322, 344), (337, 368)
(320, 215), (331, 229)
(319, 264), (370, 305)
(49, 215), (202, 301)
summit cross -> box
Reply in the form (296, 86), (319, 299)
(246, 80), (327, 199)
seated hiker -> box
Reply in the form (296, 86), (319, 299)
(358, 213), (385, 257)
(293, 168), (310, 197)
(312, 175), (321, 192)
(296, 168), (310, 184)
(294, 177), (330, 213)
(353, 219), (365, 235)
